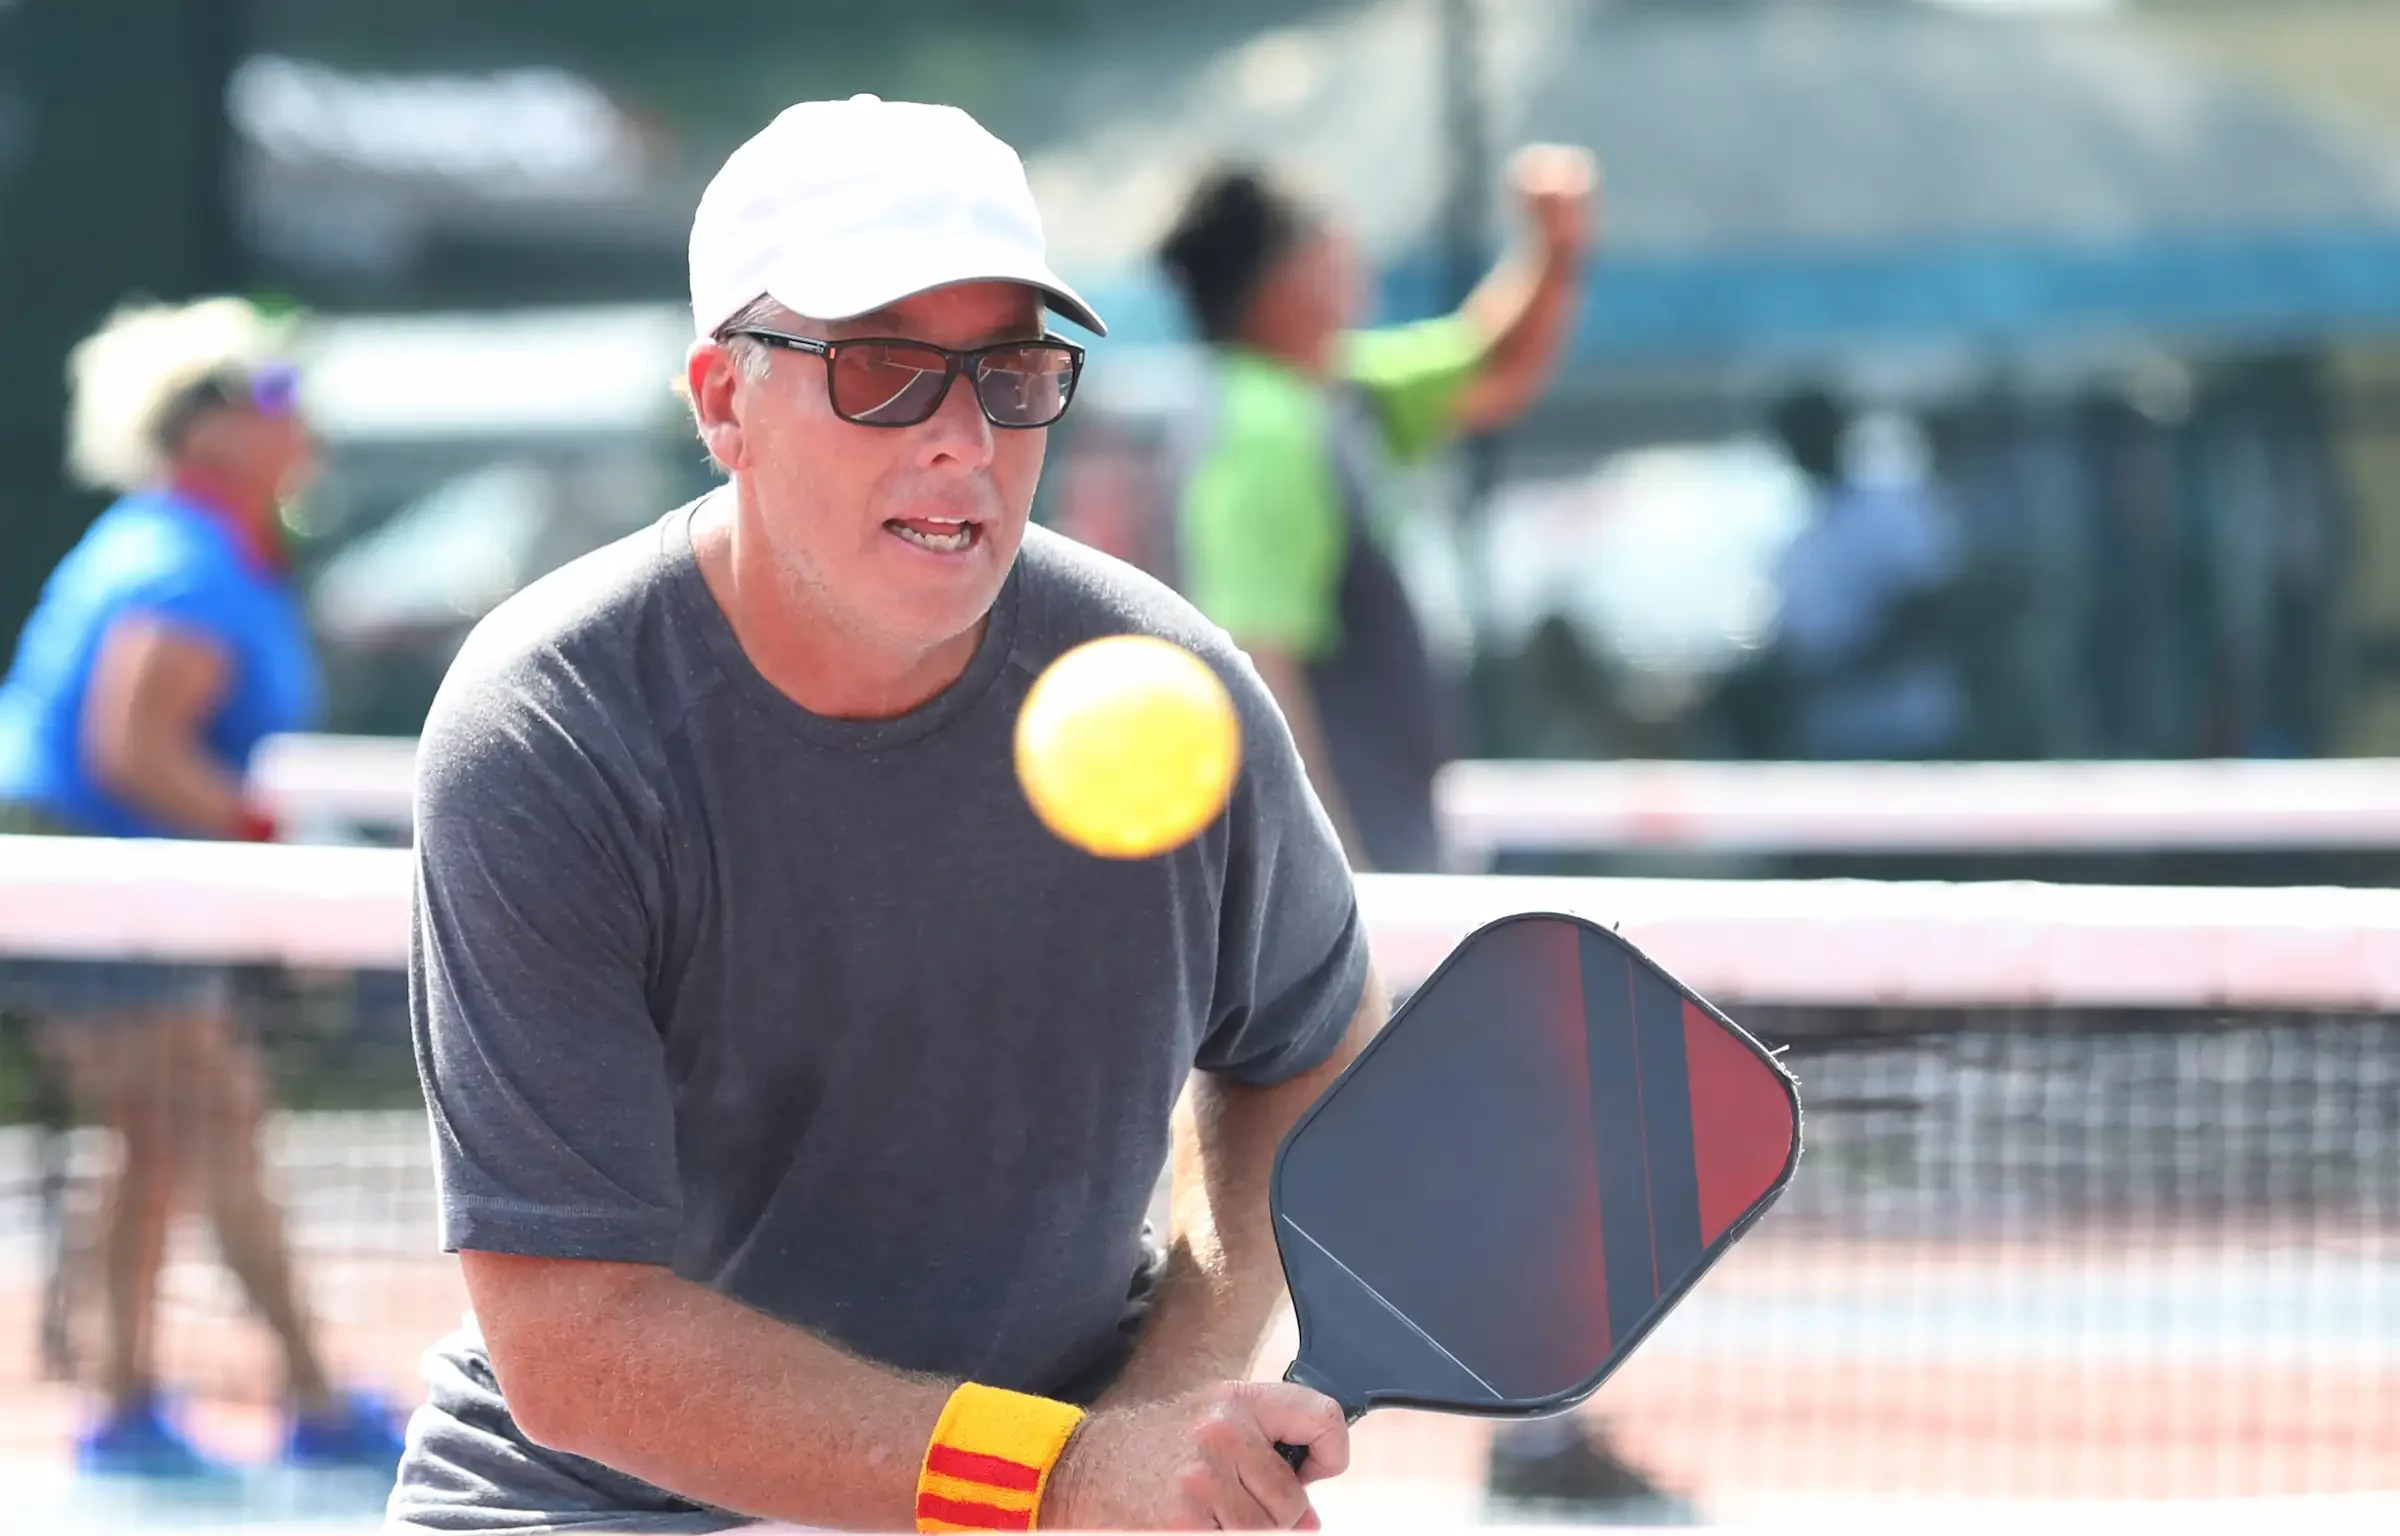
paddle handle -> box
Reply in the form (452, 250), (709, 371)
(1274, 1357), (1356, 1474)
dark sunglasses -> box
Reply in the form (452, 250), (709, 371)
(723, 328), (1085, 429)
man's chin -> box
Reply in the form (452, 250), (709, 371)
(875, 566), (1010, 650)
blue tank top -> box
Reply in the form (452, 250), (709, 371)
(0, 489), (322, 838)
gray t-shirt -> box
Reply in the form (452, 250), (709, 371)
(390, 496), (1368, 1533)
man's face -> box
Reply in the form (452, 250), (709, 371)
(702, 281), (1051, 657)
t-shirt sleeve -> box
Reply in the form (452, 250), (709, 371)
(1194, 646), (1372, 1085)
(1340, 316), (1488, 465)
(114, 547), (247, 652)
(1177, 401), (1346, 659)
(410, 667), (682, 1263)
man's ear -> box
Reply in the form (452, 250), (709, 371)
(685, 341), (747, 473)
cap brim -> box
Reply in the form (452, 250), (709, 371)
(763, 243), (1107, 338)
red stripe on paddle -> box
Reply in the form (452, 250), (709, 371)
(1683, 1001), (1796, 1245)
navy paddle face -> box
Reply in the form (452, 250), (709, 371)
(1270, 913), (1800, 1420)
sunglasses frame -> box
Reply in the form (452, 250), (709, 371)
(722, 327), (1086, 430)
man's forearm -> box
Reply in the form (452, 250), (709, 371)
(466, 1253), (949, 1529)
(1102, 971), (1391, 1406)
(1098, 1085), (1293, 1405)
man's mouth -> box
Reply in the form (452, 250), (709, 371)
(885, 518), (981, 553)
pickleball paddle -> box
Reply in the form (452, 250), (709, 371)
(1269, 912), (1800, 1467)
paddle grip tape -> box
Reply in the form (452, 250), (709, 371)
(916, 1382), (1087, 1531)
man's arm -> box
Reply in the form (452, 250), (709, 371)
(1246, 648), (1372, 871)
(466, 1253), (947, 1528)
(469, 1252), (1351, 1531)
(1450, 145), (1600, 435)
(1101, 966), (1391, 1407)
(460, 1245), (1350, 1535)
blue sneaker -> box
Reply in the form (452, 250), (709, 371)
(284, 1389), (407, 1474)
(75, 1394), (228, 1480)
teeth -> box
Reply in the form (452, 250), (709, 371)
(891, 521), (975, 553)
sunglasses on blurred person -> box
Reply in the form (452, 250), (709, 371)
(154, 361), (300, 451)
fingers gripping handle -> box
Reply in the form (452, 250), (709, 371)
(1275, 1358), (1357, 1475)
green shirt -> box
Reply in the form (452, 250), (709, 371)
(1173, 316), (1486, 874)
(1178, 316), (1484, 659)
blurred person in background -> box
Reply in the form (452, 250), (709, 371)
(1157, 151), (1591, 876)
(1767, 387), (1968, 761)
(1160, 153), (1691, 1522)
(0, 297), (404, 1477)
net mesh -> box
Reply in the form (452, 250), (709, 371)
(0, 968), (440, 1475)
(1614, 1005), (2400, 1505)
(0, 849), (2395, 1521)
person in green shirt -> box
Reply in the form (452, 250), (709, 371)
(1159, 148), (1593, 875)
(1160, 154), (1695, 1520)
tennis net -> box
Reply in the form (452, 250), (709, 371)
(0, 838), (2392, 1521)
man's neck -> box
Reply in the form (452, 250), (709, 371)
(692, 491), (983, 721)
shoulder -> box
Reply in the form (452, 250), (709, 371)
(417, 509), (697, 830)
(1013, 526), (1242, 654)
(71, 496), (237, 596)
(1338, 316), (1483, 389)
(1181, 361), (1338, 536)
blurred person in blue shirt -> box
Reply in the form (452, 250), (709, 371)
(0, 297), (402, 1478)
(1768, 388), (1967, 760)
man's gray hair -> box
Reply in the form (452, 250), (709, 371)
(718, 294), (785, 383)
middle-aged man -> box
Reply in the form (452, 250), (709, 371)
(390, 95), (1381, 1533)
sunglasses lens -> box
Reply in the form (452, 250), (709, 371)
(973, 344), (1077, 428)
(976, 346), (1076, 427)
(830, 342), (953, 425)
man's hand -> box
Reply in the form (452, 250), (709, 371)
(1045, 1381), (1350, 1530)
(1507, 143), (1600, 260)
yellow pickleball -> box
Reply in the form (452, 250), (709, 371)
(1015, 635), (1243, 859)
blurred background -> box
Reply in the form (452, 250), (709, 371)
(8, 0), (2399, 772)
(2, 0), (2398, 1530)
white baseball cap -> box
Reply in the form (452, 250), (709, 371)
(688, 95), (1105, 341)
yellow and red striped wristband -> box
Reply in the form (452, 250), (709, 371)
(915, 1382), (1087, 1532)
